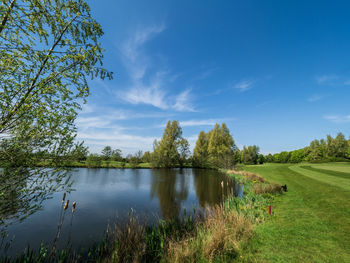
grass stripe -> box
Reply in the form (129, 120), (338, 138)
(312, 164), (350, 174)
(300, 165), (350, 179)
(289, 165), (350, 190)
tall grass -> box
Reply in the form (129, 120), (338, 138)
(166, 205), (252, 262)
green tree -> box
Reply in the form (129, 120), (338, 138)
(207, 123), (236, 168)
(289, 149), (305, 163)
(127, 152), (140, 169)
(325, 135), (336, 158)
(279, 151), (290, 163)
(70, 141), (89, 162)
(257, 154), (265, 164)
(241, 145), (259, 164)
(272, 153), (280, 163)
(142, 151), (151, 163)
(112, 149), (122, 161)
(151, 120), (187, 168)
(334, 132), (348, 158)
(307, 139), (322, 162)
(178, 138), (190, 167)
(193, 131), (209, 167)
(86, 154), (102, 168)
(0, 0), (111, 224)
(101, 146), (112, 161)
(265, 153), (274, 163)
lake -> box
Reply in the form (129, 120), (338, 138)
(1, 168), (242, 256)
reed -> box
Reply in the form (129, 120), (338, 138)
(166, 205), (253, 262)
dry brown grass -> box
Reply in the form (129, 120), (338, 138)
(166, 205), (253, 262)
(227, 170), (266, 183)
(253, 183), (282, 195)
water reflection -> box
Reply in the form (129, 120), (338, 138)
(0, 167), (71, 227)
(1, 168), (240, 256)
(150, 169), (189, 219)
(192, 169), (237, 207)
(150, 169), (237, 219)
(131, 169), (141, 189)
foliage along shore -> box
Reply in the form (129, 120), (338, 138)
(1, 169), (283, 263)
(35, 123), (350, 171)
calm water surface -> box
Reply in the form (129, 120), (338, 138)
(2, 168), (241, 255)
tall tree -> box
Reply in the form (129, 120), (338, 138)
(334, 132), (348, 158)
(207, 123), (236, 168)
(241, 145), (260, 164)
(307, 139), (322, 161)
(193, 131), (209, 167)
(151, 120), (188, 168)
(178, 138), (190, 167)
(101, 146), (112, 161)
(142, 151), (151, 163)
(112, 149), (122, 161)
(0, 0), (111, 224)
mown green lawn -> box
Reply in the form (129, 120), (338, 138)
(240, 163), (350, 263)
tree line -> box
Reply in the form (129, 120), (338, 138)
(67, 120), (263, 168)
(264, 132), (350, 163)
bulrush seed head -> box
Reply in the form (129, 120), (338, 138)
(64, 200), (69, 210)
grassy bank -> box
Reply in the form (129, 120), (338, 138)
(1, 169), (282, 262)
(239, 162), (350, 262)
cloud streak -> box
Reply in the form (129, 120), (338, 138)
(308, 94), (325, 102)
(173, 89), (195, 112)
(234, 80), (253, 92)
(316, 74), (339, 84)
(324, 114), (350, 123)
(118, 24), (195, 112)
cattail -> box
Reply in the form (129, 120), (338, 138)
(62, 193), (66, 203)
(64, 200), (69, 210)
(72, 201), (76, 213)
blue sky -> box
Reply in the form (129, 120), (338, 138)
(77, 0), (350, 155)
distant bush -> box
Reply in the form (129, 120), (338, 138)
(86, 154), (102, 168)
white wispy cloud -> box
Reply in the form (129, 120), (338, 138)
(234, 80), (253, 92)
(180, 119), (217, 127)
(316, 74), (339, 84)
(118, 24), (195, 112)
(308, 94), (325, 102)
(157, 118), (236, 128)
(173, 89), (195, 112)
(123, 78), (168, 109)
(121, 24), (166, 80)
(324, 115), (350, 123)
